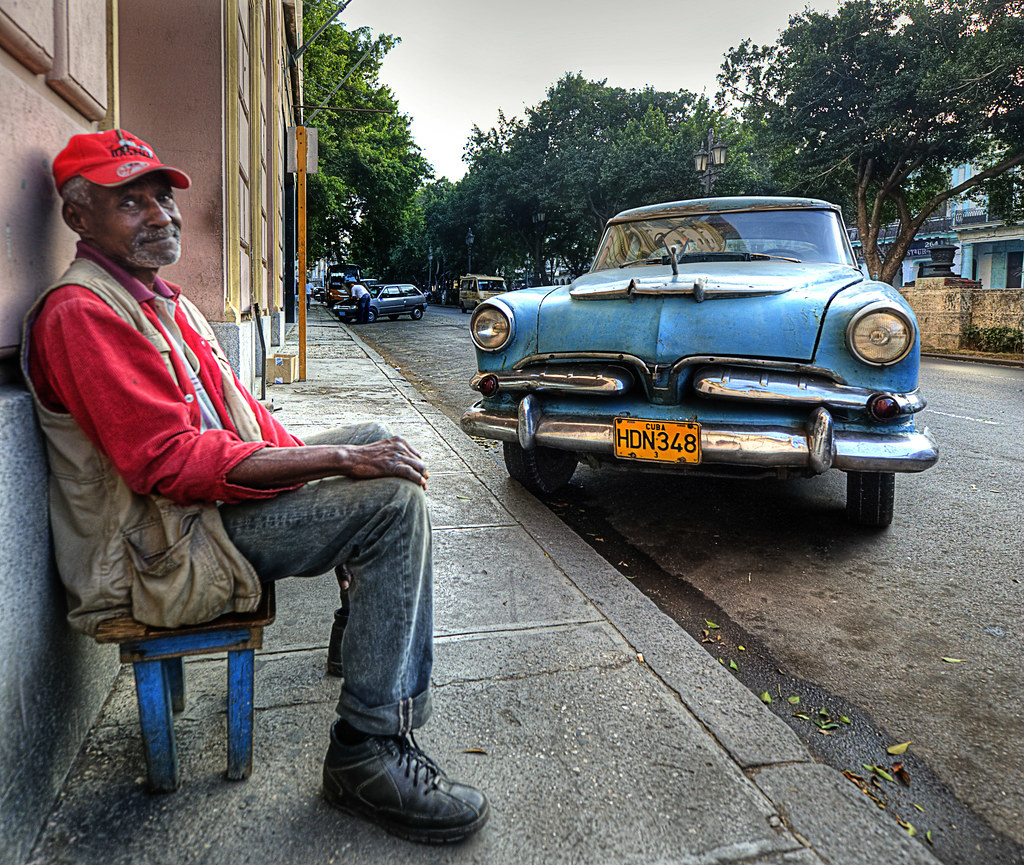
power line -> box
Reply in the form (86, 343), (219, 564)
(296, 105), (392, 114)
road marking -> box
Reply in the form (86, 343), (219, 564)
(925, 409), (1001, 425)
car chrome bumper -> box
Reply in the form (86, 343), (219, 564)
(460, 397), (939, 474)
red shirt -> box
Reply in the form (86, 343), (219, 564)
(27, 242), (303, 504)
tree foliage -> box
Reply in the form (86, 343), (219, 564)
(302, 0), (429, 276)
(412, 74), (744, 286)
(718, 0), (1024, 283)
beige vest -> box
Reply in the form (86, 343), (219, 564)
(21, 258), (264, 635)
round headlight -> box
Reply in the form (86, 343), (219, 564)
(470, 300), (515, 352)
(846, 303), (914, 366)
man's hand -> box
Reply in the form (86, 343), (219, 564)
(336, 437), (428, 488)
(226, 436), (428, 490)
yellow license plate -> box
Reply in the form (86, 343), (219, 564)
(613, 417), (701, 464)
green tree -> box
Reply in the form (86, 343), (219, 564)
(438, 74), (731, 284)
(302, 1), (430, 276)
(719, 0), (1024, 283)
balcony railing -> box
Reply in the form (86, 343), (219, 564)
(951, 209), (992, 227)
(847, 210), (992, 245)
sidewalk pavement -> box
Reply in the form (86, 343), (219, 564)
(27, 306), (941, 865)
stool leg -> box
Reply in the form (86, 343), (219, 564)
(133, 660), (179, 792)
(163, 657), (186, 713)
(226, 648), (254, 780)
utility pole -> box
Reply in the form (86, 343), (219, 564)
(296, 126), (308, 380)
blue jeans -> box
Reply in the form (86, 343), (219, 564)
(220, 423), (433, 736)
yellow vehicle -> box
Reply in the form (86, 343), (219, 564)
(459, 274), (508, 313)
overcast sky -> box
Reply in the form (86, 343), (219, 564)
(341, 0), (839, 181)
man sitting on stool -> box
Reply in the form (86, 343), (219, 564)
(22, 129), (488, 845)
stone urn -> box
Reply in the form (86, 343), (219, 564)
(918, 243), (958, 278)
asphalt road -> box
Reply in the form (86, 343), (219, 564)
(339, 301), (1024, 864)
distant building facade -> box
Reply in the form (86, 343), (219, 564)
(847, 164), (1024, 290)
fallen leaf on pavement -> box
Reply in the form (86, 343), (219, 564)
(942, 657), (964, 663)
(887, 741), (911, 755)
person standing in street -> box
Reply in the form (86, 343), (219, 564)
(22, 129), (489, 844)
(349, 279), (370, 324)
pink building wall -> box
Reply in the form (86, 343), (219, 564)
(0, 0), (108, 359)
(116, 0), (228, 323)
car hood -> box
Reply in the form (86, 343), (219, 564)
(535, 262), (864, 363)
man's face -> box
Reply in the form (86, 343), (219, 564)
(65, 173), (182, 277)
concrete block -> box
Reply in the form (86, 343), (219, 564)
(209, 319), (255, 390)
(0, 387), (117, 865)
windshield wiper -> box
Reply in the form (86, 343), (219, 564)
(619, 249), (804, 268)
(618, 255), (666, 268)
(674, 251), (761, 263)
(750, 252), (803, 263)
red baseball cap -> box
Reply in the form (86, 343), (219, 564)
(53, 129), (191, 192)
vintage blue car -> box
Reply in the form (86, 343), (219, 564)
(460, 196), (938, 527)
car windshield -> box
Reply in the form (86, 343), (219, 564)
(591, 209), (855, 271)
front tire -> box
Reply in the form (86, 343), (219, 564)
(366, 307), (378, 323)
(846, 471), (895, 528)
(460, 304), (469, 314)
(503, 442), (578, 496)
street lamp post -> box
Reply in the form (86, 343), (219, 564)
(466, 228), (475, 274)
(532, 211), (546, 285)
(427, 245), (433, 299)
(694, 130), (728, 196)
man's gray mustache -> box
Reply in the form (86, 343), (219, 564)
(137, 226), (181, 243)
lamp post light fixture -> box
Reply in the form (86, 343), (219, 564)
(531, 211), (547, 285)
(466, 228), (475, 273)
(694, 130), (728, 196)
(427, 245), (434, 297)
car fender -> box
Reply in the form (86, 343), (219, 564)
(814, 280), (921, 391)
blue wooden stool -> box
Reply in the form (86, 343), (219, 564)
(94, 583), (276, 793)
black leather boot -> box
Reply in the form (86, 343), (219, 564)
(322, 723), (489, 843)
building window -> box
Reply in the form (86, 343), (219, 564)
(1006, 251), (1023, 289)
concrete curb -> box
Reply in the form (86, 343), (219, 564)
(922, 352), (1023, 368)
